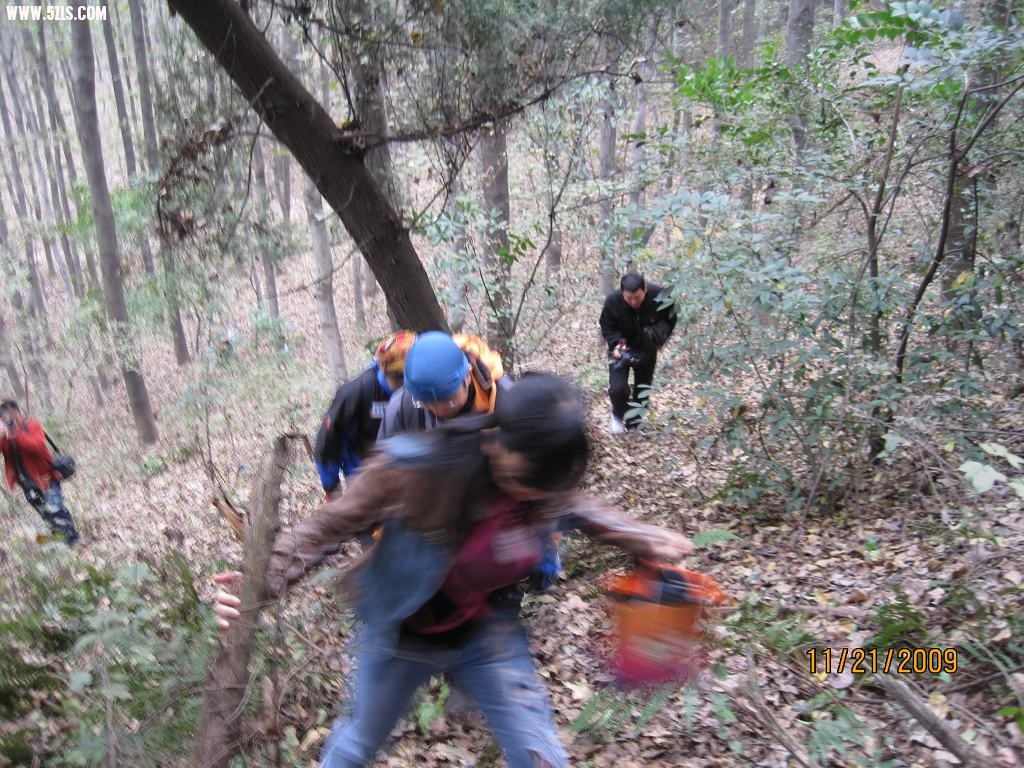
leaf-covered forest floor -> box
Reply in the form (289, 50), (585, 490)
(4, 264), (1023, 767)
(12, 363), (1020, 767)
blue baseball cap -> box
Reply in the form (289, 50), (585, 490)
(403, 332), (471, 403)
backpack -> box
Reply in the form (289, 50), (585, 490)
(45, 432), (76, 481)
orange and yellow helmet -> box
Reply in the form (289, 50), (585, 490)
(374, 330), (416, 375)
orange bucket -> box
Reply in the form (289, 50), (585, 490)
(606, 564), (728, 685)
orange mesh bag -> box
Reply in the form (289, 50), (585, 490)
(606, 563), (728, 686)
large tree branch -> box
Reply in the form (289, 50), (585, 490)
(166, 0), (448, 332)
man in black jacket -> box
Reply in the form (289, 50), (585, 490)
(314, 330), (416, 497)
(599, 272), (677, 432)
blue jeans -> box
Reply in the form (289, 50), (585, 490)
(22, 481), (78, 546)
(320, 615), (567, 768)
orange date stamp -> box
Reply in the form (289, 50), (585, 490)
(806, 647), (959, 675)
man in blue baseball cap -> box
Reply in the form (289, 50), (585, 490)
(379, 331), (506, 434)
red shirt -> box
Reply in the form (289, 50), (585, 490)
(405, 494), (543, 634)
(0, 419), (59, 490)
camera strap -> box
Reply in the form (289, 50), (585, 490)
(8, 437), (38, 492)
(44, 431), (64, 456)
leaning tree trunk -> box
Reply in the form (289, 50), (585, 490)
(479, 118), (515, 366)
(71, 18), (159, 445)
(168, 0), (448, 332)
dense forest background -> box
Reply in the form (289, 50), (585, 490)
(1, 0), (1022, 765)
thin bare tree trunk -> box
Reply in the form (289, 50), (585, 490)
(741, 0), (758, 66)
(628, 24), (657, 229)
(71, 18), (159, 445)
(350, 5), (395, 314)
(784, 0), (816, 155)
(833, 0), (847, 27)
(127, 0), (190, 364)
(101, 13), (156, 276)
(306, 178), (349, 383)
(304, 65), (348, 380)
(438, 136), (471, 332)
(544, 228), (563, 281)
(479, 118), (515, 366)
(23, 40), (76, 301)
(598, 37), (623, 296)
(0, 180), (51, 406)
(112, 1), (142, 142)
(40, 26), (100, 292)
(127, 0), (159, 173)
(101, 14), (138, 179)
(0, 71), (52, 343)
(252, 138), (281, 322)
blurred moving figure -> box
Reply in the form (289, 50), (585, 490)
(313, 330), (416, 498)
(214, 374), (692, 768)
(0, 399), (78, 546)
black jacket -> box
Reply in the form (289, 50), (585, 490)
(314, 366), (393, 491)
(599, 283), (677, 357)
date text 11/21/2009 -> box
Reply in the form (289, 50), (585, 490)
(806, 647), (959, 675)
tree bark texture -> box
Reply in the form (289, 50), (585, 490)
(0, 72), (51, 341)
(127, 0), (160, 173)
(784, 0), (816, 154)
(598, 37), (622, 296)
(192, 437), (290, 768)
(741, 0), (758, 66)
(101, 14), (139, 179)
(252, 138), (281, 321)
(167, 0), (448, 332)
(479, 117), (514, 365)
(71, 18), (159, 445)
(38, 26), (100, 293)
(305, 177), (350, 384)
(628, 24), (657, 217)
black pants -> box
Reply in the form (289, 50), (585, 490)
(608, 355), (656, 427)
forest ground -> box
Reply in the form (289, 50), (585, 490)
(4, 258), (1023, 767)
(10, 365), (1023, 767)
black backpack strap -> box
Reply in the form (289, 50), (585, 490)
(44, 431), (62, 455)
(9, 439), (36, 491)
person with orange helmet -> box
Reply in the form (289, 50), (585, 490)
(314, 330), (416, 497)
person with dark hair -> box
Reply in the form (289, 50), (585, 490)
(0, 399), (78, 546)
(599, 271), (677, 433)
(314, 330), (416, 498)
(213, 374), (692, 768)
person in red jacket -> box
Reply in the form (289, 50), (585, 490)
(0, 399), (78, 546)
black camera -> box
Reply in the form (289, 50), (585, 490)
(610, 347), (641, 371)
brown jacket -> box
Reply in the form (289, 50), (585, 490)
(268, 450), (684, 599)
